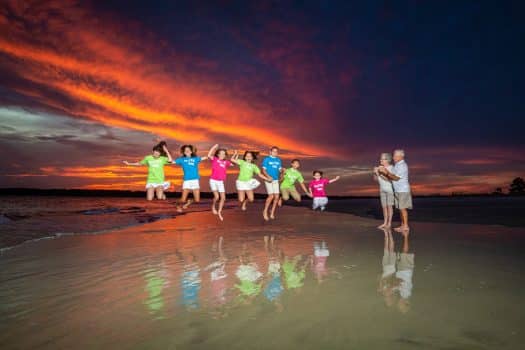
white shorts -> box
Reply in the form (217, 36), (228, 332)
(182, 179), (200, 190)
(145, 181), (170, 190)
(236, 178), (261, 191)
(209, 179), (225, 193)
(313, 197), (328, 210)
(264, 180), (280, 194)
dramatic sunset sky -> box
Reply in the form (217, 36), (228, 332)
(0, 1), (523, 195)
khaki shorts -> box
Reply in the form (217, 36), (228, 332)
(380, 191), (394, 207)
(281, 187), (301, 201)
(395, 192), (413, 210)
(265, 180), (280, 194)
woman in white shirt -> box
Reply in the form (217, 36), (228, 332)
(374, 153), (395, 229)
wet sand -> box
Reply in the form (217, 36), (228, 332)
(1, 204), (524, 349)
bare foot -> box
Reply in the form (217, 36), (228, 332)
(263, 211), (269, 221)
(241, 202), (247, 211)
(270, 214), (275, 220)
(394, 226), (403, 232)
(218, 212), (224, 221)
(378, 224), (387, 229)
(182, 199), (193, 209)
(176, 205), (183, 213)
(212, 207), (218, 215)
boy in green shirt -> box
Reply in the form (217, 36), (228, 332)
(280, 159), (311, 204)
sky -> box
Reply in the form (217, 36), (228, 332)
(0, 0), (524, 195)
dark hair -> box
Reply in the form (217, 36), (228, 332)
(271, 146), (279, 151)
(215, 148), (228, 158)
(243, 151), (259, 161)
(154, 141), (168, 156)
(180, 144), (197, 157)
(313, 170), (323, 176)
(291, 158), (300, 164)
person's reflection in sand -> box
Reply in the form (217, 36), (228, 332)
(176, 249), (201, 311)
(393, 231), (414, 313)
(378, 229), (396, 307)
(263, 235), (284, 312)
(235, 242), (263, 305)
(310, 241), (329, 284)
(283, 254), (308, 293)
(144, 260), (169, 318)
(204, 236), (229, 318)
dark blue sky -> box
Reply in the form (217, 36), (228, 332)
(0, 0), (523, 193)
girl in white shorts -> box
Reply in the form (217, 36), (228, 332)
(173, 144), (212, 212)
(230, 151), (271, 211)
(207, 144), (233, 221)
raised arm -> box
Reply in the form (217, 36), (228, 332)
(163, 145), (173, 163)
(329, 175), (341, 184)
(230, 150), (239, 165)
(207, 144), (219, 160)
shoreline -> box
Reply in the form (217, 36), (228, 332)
(2, 198), (523, 252)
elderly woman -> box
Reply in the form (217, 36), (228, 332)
(374, 153), (394, 229)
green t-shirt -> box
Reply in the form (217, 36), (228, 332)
(237, 159), (260, 181)
(140, 155), (169, 184)
(280, 168), (304, 189)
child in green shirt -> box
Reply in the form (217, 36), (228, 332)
(123, 142), (173, 201)
(279, 159), (311, 205)
(231, 151), (271, 211)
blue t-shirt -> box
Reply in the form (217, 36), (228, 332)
(175, 157), (202, 180)
(262, 156), (282, 181)
(264, 275), (283, 301)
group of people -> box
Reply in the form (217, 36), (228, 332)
(124, 142), (340, 221)
(124, 141), (412, 230)
(374, 149), (413, 232)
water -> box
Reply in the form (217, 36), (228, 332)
(0, 205), (524, 349)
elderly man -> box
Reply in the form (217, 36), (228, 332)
(378, 149), (412, 232)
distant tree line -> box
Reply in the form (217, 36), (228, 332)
(492, 177), (525, 195)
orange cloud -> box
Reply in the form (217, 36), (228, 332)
(0, 2), (332, 157)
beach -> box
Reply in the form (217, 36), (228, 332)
(1, 201), (524, 349)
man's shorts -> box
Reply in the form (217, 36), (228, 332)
(394, 192), (413, 210)
(265, 180), (280, 194)
(182, 179), (200, 190)
(281, 187), (301, 201)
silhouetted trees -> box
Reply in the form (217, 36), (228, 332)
(509, 177), (525, 195)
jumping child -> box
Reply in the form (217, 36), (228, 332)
(308, 170), (340, 211)
(207, 144), (233, 221)
(123, 142), (173, 201)
(261, 146), (283, 221)
(173, 144), (209, 212)
(279, 159), (311, 205)
(230, 151), (271, 211)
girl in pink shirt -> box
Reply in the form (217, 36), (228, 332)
(207, 144), (233, 221)
(308, 170), (340, 211)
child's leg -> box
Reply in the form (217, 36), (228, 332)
(146, 187), (155, 201)
(193, 189), (201, 203)
(218, 192), (226, 221)
(155, 187), (164, 200)
(178, 189), (191, 211)
(246, 190), (255, 203)
(270, 194), (279, 219)
(312, 197), (319, 210)
(238, 190), (246, 207)
(291, 189), (301, 202)
(387, 205), (393, 227)
(263, 195), (273, 220)
(212, 191), (219, 214)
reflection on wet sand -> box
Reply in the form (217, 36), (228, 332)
(378, 229), (415, 313)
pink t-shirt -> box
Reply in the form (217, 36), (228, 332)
(210, 157), (232, 181)
(309, 178), (330, 197)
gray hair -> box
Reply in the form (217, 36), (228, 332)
(380, 153), (392, 162)
(393, 149), (405, 157)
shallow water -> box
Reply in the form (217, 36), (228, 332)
(1, 206), (524, 349)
